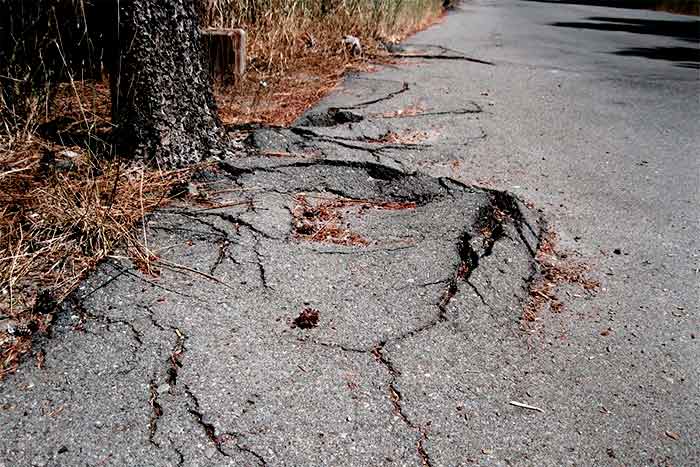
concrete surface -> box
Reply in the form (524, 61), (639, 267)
(1, 1), (698, 466)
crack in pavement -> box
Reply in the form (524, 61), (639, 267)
(172, 445), (185, 467)
(8, 143), (543, 467)
(66, 295), (144, 374)
(372, 345), (434, 467)
(391, 52), (494, 65)
(288, 127), (432, 161)
(119, 266), (204, 301)
(148, 326), (187, 448)
(286, 196), (538, 464)
(334, 81), (410, 110)
(184, 384), (268, 466)
(253, 235), (271, 290)
(375, 105), (485, 120)
(148, 379), (164, 447)
(385, 43), (494, 65)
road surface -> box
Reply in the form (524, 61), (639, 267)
(1, 1), (698, 466)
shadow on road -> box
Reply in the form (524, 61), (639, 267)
(550, 16), (699, 42)
(613, 46), (700, 68)
(546, 15), (699, 67)
(521, 0), (699, 15)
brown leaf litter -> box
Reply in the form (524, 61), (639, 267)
(522, 229), (600, 326)
(291, 195), (416, 246)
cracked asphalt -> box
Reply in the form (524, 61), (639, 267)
(1, 1), (698, 466)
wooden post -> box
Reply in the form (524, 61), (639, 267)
(201, 28), (246, 84)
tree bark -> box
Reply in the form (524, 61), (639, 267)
(111, 0), (221, 168)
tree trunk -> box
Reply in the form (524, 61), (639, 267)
(111, 0), (221, 168)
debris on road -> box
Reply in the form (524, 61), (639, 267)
(509, 400), (545, 413)
(292, 307), (320, 329)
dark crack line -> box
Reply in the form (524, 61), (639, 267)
(143, 306), (167, 331)
(313, 243), (419, 256)
(173, 446), (184, 467)
(185, 385), (267, 466)
(379, 106), (484, 119)
(119, 267), (202, 301)
(148, 380), (164, 448)
(67, 296), (144, 377)
(372, 346), (434, 467)
(168, 211), (239, 240)
(335, 81), (410, 110)
(68, 295), (143, 347)
(186, 390), (228, 457)
(388, 43), (482, 57)
(217, 161), (255, 182)
(157, 259), (237, 291)
(148, 327), (187, 448)
(443, 179), (542, 258)
(149, 224), (227, 241)
(233, 439), (268, 467)
(79, 267), (128, 300)
(253, 236), (271, 290)
(166, 327), (187, 387)
(298, 337), (367, 354)
(289, 126), (431, 158)
(465, 279), (489, 307)
(391, 52), (494, 66)
(226, 158), (411, 180)
(194, 210), (277, 240)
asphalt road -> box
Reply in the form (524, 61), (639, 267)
(383, 0), (700, 464)
(1, 1), (698, 466)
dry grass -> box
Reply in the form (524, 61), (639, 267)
(0, 132), (198, 378)
(210, 0), (446, 126)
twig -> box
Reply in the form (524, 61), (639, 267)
(157, 259), (236, 290)
(509, 400), (544, 413)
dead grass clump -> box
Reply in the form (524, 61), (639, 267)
(0, 133), (196, 379)
(522, 230), (600, 324)
(292, 195), (369, 246)
(292, 195), (416, 245)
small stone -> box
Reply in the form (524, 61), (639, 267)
(342, 35), (362, 55)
